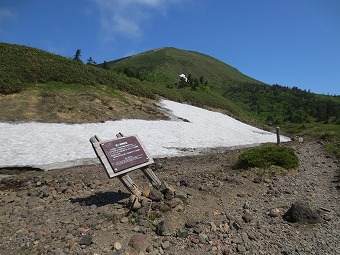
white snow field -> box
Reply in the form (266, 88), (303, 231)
(0, 100), (290, 170)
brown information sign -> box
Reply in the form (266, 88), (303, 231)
(100, 136), (150, 173)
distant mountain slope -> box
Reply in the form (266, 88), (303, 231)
(1, 42), (339, 128)
(104, 47), (263, 91)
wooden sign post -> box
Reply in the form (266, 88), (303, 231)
(90, 133), (162, 198)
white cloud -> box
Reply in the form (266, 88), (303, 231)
(0, 7), (16, 34)
(91, 0), (181, 42)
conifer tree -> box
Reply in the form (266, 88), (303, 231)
(73, 49), (82, 61)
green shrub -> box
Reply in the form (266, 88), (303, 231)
(0, 81), (24, 94)
(237, 145), (298, 169)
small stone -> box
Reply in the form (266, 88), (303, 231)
(79, 234), (92, 246)
(231, 237), (243, 244)
(120, 217), (129, 223)
(149, 189), (164, 202)
(163, 189), (175, 200)
(54, 248), (65, 255)
(211, 239), (220, 246)
(242, 212), (253, 223)
(185, 219), (198, 228)
(198, 233), (208, 244)
(209, 222), (217, 232)
(243, 202), (250, 209)
(166, 199), (178, 208)
(191, 237), (200, 244)
(269, 208), (280, 217)
(324, 214), (333, 221)
(156, 220), (173, 236)
(90, 204), (97, 209)
(179, 179), (190, 187)
(263, 178), (272, 184)
(176, 228), (188, 238)
(128, 233), (150, 252)
(113, 242), (122, 250)
(161, 240), (171, 250)
(2, 194), (15, 203)
(237, 244), (246, 252)
(253, 176), (263, 183)
(219, 223), (230, 232)
(247, 232), (256, 240)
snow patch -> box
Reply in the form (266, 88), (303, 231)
(0, 100), (290, 170)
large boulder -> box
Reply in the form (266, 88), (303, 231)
(283, 201), (320, 223)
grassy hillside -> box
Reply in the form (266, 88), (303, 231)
(104, 47), (263, 92)
(0, 43), (246, 118)
(0, 42), (157, 98)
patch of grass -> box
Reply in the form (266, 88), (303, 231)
(236, 145), (299, 170)
(313, 125), (340, 159)
(148, 211), (162, 221)
(280, 122), (340, 160)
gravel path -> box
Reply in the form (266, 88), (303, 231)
(0, 141), (339, 255)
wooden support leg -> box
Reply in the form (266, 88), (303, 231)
(119, 175), (142, 198)
(141, 167), (162, 189)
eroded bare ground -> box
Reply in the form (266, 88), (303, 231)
(0, 141), (339, 255)
(0, 90), (168, 123)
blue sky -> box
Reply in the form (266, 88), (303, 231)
(1, 0), (339, 95)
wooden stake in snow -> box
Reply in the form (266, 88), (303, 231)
(90, 133), (162, 198)
(276, 127), (280, 145)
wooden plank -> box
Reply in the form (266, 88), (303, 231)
(119, 175), (142, 197)
(276, 127), (280, 145)
(90, 136), (115, 178)
(142, 167), (162, 189)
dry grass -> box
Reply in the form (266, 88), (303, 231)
(0, 87), (168, 123)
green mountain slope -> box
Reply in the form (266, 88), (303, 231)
(0, 43), (246, 118)
(1, 42), (339, 157)
(104, 47), (263, 91)
(104, 46), (340, 125)
(1, 42), (339, 127)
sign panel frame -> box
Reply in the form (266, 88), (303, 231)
(91, 135), (154, 178)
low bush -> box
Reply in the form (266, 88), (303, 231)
(237, 145), (298, 170)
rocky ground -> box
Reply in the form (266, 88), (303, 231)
(0, 140), (339, 255)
